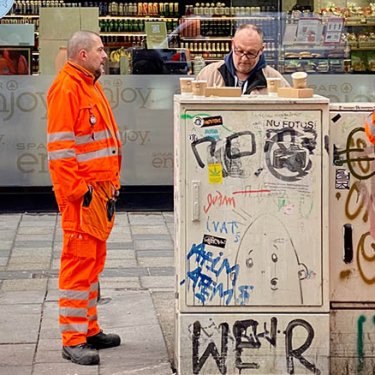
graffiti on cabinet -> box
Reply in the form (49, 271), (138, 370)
(180, 241), (254, 305)
(331, 311), (375, 374)
(182, 212), (314, 306)
(356, 314), (375, 372)
(189, 317), (321, 374)
(333, 127), (375, 282)
(203, 191), (237, 213)
(191, 131), (256, 178)
(205, 216), (241, 243)
(264, 128), (318, 182)
(335, 168), (350, 189)
(333, 127), (375, 180)
(235, 213), (310, 304)
(190, 126), (318, 182)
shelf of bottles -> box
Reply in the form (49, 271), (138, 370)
(6, 0), (180, 16)
(97, 2), (180, 53)
(179, 16), (278, 37)
(99, 16), (178, 52)
(183, 3), (277, 17)
(98, 2), (179, 17)
(181, 40), (230, 60)
(99, 17), (178, 33)
(1, 14), (39, 30)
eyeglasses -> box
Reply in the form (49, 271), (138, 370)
(232, 43), (262, 60)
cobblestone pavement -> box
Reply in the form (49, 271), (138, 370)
(0, 211), (176, 375)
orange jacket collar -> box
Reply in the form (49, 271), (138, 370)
(64, 61), (97, 84)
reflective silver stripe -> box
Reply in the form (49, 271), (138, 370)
(90, 282), (98, 292)
(77, 147), (117, 162)
(59, 307), (87, 318)
(76, 130), (112, 145)
(75, 134), (92, 145)
(60, 289), (89, 300)
(47, 131), (75, 143)
(60, 322), (88, 333)
(88, 314), (98, 321)
(88, 298), (97, 308)
(48, 148), (76, 161)
(116, 131), (121, 140)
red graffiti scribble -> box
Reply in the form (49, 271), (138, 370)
(203, 191), (236, 214)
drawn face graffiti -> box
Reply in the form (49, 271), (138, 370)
(235, 214), (308, 305)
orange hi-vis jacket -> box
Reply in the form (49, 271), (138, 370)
(47, 62), (122, 239)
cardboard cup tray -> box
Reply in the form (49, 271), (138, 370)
(277, 87), (314, 98)
(204, 87), (242, 97)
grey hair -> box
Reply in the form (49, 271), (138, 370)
(67, 30), (100, 59)
(234, 24), (264, 41)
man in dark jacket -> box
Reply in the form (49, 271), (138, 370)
(197, 24), (289, 95)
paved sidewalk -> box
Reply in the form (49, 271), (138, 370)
(0, 211), (176, 375)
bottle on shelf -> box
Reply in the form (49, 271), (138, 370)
(193, 55), (206, 75)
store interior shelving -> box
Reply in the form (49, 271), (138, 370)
(1, 0), (375, 75)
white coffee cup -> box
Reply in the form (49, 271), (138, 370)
(291, 72), (308, 89)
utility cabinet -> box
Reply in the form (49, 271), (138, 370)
(329, 103), (375, 374)
(174, 95), (330, 374)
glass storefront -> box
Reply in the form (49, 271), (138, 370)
(0, 1), (374, 187)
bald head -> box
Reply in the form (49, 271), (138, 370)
(66, 30), (107, 78)
(231, 24), (265, 79)
(233, 24), (264, 44)
(67, 31), (99, 59)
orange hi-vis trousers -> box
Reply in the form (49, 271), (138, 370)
(59, 231), (106, 347)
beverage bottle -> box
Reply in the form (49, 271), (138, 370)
(109, 19), (114, 31)
(193, 55), (206, 75)
(118, 2), (123, 15)
(112, 1), (118, 16)
(153, 2), (158, 15)
(124, 19), (130, 31)
(201, 20), (206, 36)
(120, 20), (125, 32)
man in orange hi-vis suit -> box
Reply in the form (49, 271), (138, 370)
(47, 30), (122, 366)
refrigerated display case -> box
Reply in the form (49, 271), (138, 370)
(280, 13), (348, 74)
(329, 102), (375, 373)
(174, 94), (330, 374)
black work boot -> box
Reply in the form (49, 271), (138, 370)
(62, 343), (100, 365)
(87, 331), (121, 349)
